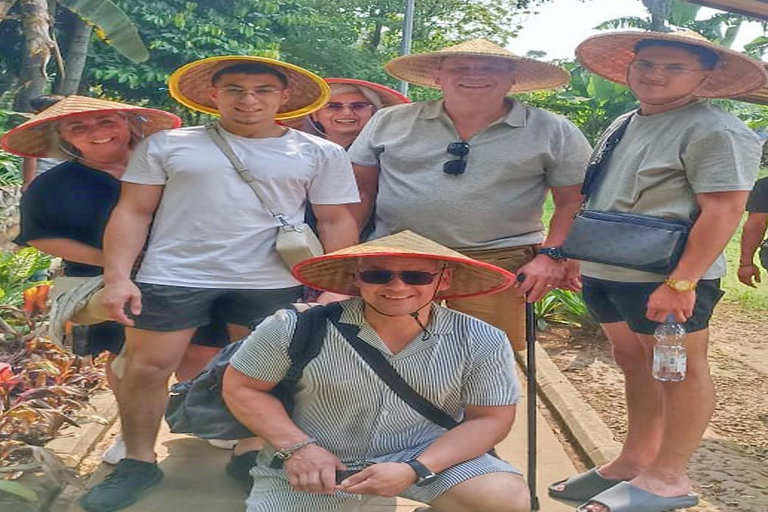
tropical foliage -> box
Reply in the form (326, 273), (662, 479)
(535, 289), (599, 331)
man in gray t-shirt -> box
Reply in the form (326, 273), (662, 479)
(349, 39), (592, 351)
(550, 32), (766, 512)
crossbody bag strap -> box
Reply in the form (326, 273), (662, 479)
(580, 112), (636, 201)
(329, 317), (459, 431)
(204, 123), (291, 226)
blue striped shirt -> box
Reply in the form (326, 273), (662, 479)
(230, 298), (520, 468)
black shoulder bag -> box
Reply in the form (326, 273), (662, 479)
(562, 113), (692, 275)
(164, 304), (336, 440)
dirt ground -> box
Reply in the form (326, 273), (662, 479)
(538, 302), (768, 512)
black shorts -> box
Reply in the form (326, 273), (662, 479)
(131, 283), (303, 332)
(582, 277), (724, 335)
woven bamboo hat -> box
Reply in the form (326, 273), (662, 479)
(292, 230), (515, 299)
(576, 30), (768, 98)
(283, 78), (410, 131)
(386, 39), (570, 93)
(0, 95), (181, 158)
(168, 56), (330, 120)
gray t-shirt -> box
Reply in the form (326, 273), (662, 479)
(348, 99), (592, 250)
(581, 102), (762, 282)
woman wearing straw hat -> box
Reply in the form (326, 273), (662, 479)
(222, 230), (530, 512)
(83, 57), (359, 512)
(347, 38), (592, 354)
(288, 78), (410, 149)
(549, 32), (767, 512)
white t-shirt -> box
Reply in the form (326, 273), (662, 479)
(122, 126), (360, 289)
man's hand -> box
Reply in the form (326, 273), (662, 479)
(646, 284), (695, 323)
(337, 462), (417, 497)
(284, 444), (346, 495)
(738, 263), (761, 288)
(100, 279), (142, 326)
(513, 255), (565, 302)
(561, 259), (582, 291)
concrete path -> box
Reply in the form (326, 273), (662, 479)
(64, 369), (579, 512)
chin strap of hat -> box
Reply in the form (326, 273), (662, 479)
(363, 264), (447, 341)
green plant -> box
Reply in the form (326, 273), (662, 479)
(535, 289), (598, 330)
(0, 248), (51, 309)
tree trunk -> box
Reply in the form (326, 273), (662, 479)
(54, 11), (92, 95)
(642, 0), (672, 32)
(13, 0), (53, 111)
(0, 0), (19, 20)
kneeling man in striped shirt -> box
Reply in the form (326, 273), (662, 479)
(223, 230), (529, 512)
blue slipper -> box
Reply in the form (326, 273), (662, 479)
(577, 482), (699, 512)
(549, 468), (625, 502)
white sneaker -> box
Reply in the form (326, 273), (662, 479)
(102, 435), (126, 465)
(207, 439), (238, 450)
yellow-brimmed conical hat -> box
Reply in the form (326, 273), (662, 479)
(0, 95), (181, 158)
(292, 230), (515, 299)
(576, 30), (768, 98)
(168, 56), (330, 120)
(386, 39), (570, 93)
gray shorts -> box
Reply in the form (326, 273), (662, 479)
(130, 283), (303, 332)
(245, 453), (520, 511)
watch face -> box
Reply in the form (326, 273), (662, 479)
(416, 472), (438, 487)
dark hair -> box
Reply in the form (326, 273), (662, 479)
(634, 40), (719, 70)
(211, 63), (288, 87)
(29, 94), (66, 113)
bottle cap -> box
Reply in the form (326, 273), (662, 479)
(665, 314), (676, 323)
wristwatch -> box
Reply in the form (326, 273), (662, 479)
(664, 278), (697, 292)
(405, 459), (438, 487)
(274, 437), (317, 460)
(537, 246), (567, 261)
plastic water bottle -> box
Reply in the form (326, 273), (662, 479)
(652, 314), (687, 382)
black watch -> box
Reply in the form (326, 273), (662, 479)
(537, 246), (567, 261)
(405, 459), (438, 487)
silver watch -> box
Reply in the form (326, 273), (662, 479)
(274, 437), (317, 460)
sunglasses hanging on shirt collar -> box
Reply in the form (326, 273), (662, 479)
(444, 141), (470, 176)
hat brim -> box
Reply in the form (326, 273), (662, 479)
(576, 31), (768, 98)
(168, 56), (331, 120)
(385, 52), (570, 93)
(292, 238), (515, 300)
(0, 96), (181, 158)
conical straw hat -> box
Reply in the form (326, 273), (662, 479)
(292, 230), (515, 299)
(576, 30), (768, 98)
(0, 95), (182, 158)
(168, 55), (330, 120)
(386, 39), (570, 93)
(282, 77), (411, 131)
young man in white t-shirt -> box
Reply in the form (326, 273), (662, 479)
(549, 33), (767, 512)
(80, 58), (359, 512)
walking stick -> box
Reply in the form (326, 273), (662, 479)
(525, 299), (540, 510)
(518, 273), (540, 510)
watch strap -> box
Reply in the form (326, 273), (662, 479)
(405, 459), (436, 485)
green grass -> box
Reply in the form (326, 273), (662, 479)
(542, 173), (768, 312)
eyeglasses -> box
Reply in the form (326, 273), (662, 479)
(323, 102), (374, 112)
(444, 141), (470, 176)
(218, 86), (284, 98)
(357, 270), (441, 285)
(629, 61), (704, 76)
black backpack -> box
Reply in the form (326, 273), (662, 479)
(164, 303), (339, 440)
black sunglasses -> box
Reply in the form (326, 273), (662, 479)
(443, 141), (470, 176)
(357, 270), (440, 285)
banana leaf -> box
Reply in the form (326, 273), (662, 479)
(58, 0), (149, 63)
(0, 479), (39, 502)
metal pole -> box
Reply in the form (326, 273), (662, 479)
(399, 0), (415, 96)
(525, 300), (540, 510)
